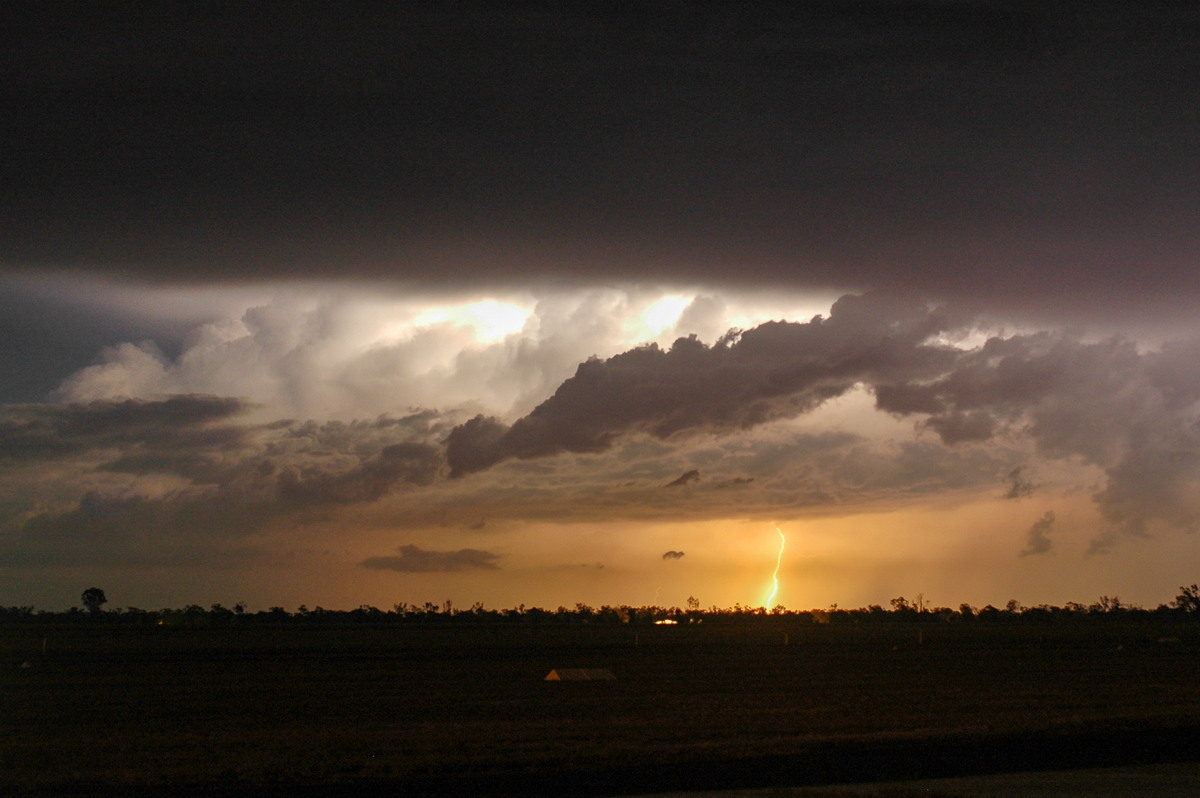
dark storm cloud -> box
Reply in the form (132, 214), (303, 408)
(661, 551), (685, 560)
(1020, 511), (1056, 557)
(436, 292), (1200, 544)
(426, 426), (1018, 528)
(360, 544), (500, 573)
(3, 3), (1199, 322)
(0, 395), (251, 461)
(875, 333), (1150, 458)
(877, 333), (1200, 542)
(0, 401), (451, 565)
(0, 490), (276, 568)
(447, 292), (957, 475)
(277, 442), (441, 506)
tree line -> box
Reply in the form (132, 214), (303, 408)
(2, 585), (1200, 626)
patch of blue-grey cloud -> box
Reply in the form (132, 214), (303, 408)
(1020, 512), (1056, 557)
(360, 545), (500, 573)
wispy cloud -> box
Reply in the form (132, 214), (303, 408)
(360, 545), (501, 573)
(1002, 466), (1035, 500)
(1019, 511), (1056, 557)
(664, 470), (699, 488)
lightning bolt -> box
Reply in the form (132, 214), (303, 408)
(764, 526), (785, 610)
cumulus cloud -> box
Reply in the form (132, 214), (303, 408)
(9, 290), (1200, 570)
(0, 394), (251, 461)
(360, 544), (501, 572)
(48, 287), (757, 422)
(422, 424), (1020, 530)
(435, 296), (1200, 549)
(1020, 511), (1056, 557)
(446, 292), (957, 476)
(0, 398), (452, 566)
(661, 550), (685, 560)
(876, 331), (1200, 544)
(276, 442), (441, 506)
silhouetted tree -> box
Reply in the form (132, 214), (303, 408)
(1173, 584), (1200, 614)
(81, 587), (107, 615)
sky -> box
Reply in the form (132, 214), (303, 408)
(3, 2), (1199, 612)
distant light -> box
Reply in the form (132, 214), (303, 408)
(641, 295), (691, 338)
(460, 300), (529, 341)
(404, 299), (530, 343)
(654, 618), (678, 625)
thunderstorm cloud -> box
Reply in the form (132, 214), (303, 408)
(0, 399), (452, 566)
(7, 4), (1200, 612)
(446, 292), (957, 476)
(2, 290), (1200, 594)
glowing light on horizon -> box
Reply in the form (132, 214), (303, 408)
(629, 294), (691, 345)
(643, 295), (691, 332)
(764, 526), (785, 609)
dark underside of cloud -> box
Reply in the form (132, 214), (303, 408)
(360, 544), (500, 573)
(443, 292), (1200, 545)
(0, 394), (252, 460)
(874, 334), (1200, 538)
(446, 292), (956, 475)
(3, 3), (1199, 327)
(0, 398), (451, 565)
(662, 550), (685, 560)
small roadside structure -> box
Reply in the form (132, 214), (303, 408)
(544, 668), (616, 681)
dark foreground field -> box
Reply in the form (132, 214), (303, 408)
(3, 620), (1200, 796)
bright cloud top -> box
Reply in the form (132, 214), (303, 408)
(48, 282), (839, 421)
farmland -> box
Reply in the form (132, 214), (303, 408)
(3, 618), (1200, 795)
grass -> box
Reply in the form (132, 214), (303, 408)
(2, 621), (1199, 795)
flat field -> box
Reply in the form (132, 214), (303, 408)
(3, 620), (1199, 796)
